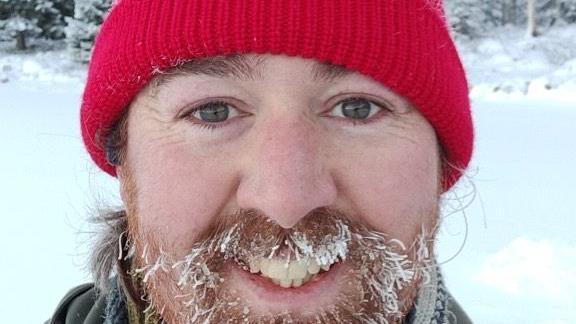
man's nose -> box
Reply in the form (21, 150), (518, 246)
(236, 115), (337, 229)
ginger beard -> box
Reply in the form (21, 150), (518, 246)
(121, 169), (437, 324)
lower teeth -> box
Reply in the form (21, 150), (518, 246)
(268, 273), (315, 288)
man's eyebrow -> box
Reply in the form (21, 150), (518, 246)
(310, 61), (352, 83)
(151, 55), (353, 90)
(151, 55), (261, 88)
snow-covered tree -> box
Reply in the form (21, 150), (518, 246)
(561, 0), (576, 22)
(501, 0), (521, 25)
(543, 0), (576, 25)
(0, 0), (73, 49)
(445, 0), (576, 38)
(65, 0), (112, 63)
(445, 0), (491, 37)
(36, 0), (74, 39)
(0, 0), (41, 50)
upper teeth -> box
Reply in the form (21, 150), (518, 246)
(247, 256), (336, 288)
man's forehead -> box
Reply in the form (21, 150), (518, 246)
(151, 54), (353, 90)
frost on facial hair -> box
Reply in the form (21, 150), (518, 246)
(352, 228), (430, 322)
(132, 225), (242, 323)
(288, 220), (350, 266)
(132, 211), (434, 324)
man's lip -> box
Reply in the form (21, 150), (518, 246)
(227, 260), (350, 315)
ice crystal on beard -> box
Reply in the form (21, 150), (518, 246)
(219, 223), (240, 257)
(172, 225), (244, 293)
(134, 245), (170, 284)
(354, 226), (434, 321)
(289, 219), (351, 265)
(169, 224), (248, 323)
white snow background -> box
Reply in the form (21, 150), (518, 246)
(1, 26), (575, 323)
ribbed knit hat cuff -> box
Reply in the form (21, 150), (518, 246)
(81, 0), (473, 191)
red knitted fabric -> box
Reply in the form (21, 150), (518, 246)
(81, 0), (473, 190)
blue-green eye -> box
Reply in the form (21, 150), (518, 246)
(190, 101), (234, 123)
(331, 97), (382, 120)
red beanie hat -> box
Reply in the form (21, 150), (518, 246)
(81, 0), (473, 190)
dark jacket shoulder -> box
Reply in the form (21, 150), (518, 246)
(47, 283), (472, 324)
(47, 284), (107, 324)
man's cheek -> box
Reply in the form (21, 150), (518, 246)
(335, 162), (437, 241)
(132, 155), (235, 251)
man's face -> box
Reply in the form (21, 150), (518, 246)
(118, 54), (441, 323)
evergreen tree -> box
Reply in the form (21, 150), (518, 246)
(65, 0), (112, 63)
(36, 0), (74, 39)
(445, 0), (576, 38)
(543, 0), (576, 25)
(560, 0), (576, 23)
(445, 0), (490, 37)
(0, 0), (73, 49)
(0, 0), (41, 50)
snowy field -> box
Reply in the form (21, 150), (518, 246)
(1, 27), (575, 323)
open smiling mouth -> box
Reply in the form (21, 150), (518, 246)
(243, 255), (341, 288)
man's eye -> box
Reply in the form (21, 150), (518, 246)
(189, 101), (239, 123)
(330, 97), (382, 120)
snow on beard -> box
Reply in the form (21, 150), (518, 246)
(130, 207), (433, 324)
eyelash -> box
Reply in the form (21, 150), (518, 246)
(182, 97), (392, 130)
(330, 96), (391, 126)
(182, 100), (237, 130)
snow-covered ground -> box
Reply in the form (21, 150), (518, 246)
(459, 25), (576, 102)
(1, 27), (575, 323)
(437, 95), (576, 323)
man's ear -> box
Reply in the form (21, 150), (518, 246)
(105, 146), (121, 166)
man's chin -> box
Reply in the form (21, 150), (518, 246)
(226, 259), (353, 317)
